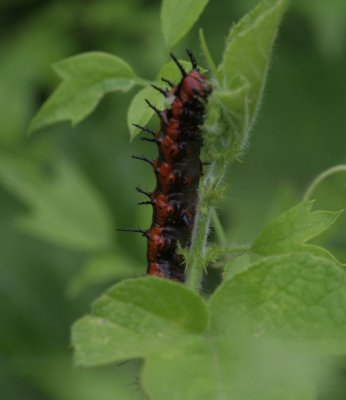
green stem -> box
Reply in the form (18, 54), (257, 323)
(186, 205), (211, 292)
(187, 160), (228, 292)
(211, 207), (227, 245)
(303, 164), (346, 201)
(187, 163), (214, 291)
(185, 82), (235, 291)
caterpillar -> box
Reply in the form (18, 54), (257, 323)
(120, 50), (212, 282)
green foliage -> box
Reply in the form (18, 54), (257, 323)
(72, 196), (345, 394)
(127, 85), (162, 141)
(68, 1), (345, 397)
(186, 0), (288, 290)
(252, 200), (342, 255)
(161, 0), (210, 48)
(210, 0), (288, 157)
(29, 52), (136, 133)
(2, 0), (345, 399)
(72, 277), (208, 365)
(73, 251), (346, 397)
(0, 153), (113, 251)
(225, 201), (343, 280)
(212, 253), (346, 348)
(142, 338), (318, 400)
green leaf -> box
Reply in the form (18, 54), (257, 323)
(252, 201), (342, 255)
(127, 60), (195, 140)
(142, 336), (317, 400)
(210, 253), (346, 352)
(223, 253), (256, 281)
(29, 52), (136, 133)
(72, 315), (152, 366)
(127, 86), (164, 141)
(0, 153), (113, 251)
(72, 277), (208, 365)
(215, 0), (288, 153)
(161, 0), (210, 49)
(93, 277), (207, 334)
(67, 252), (140, 298)
(142, 336), (234, 400)
(224, 201), (343, 280)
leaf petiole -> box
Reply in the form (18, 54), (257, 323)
(303, 164), (346, 201)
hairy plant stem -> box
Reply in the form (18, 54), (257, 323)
(187, 160), (228, 292)
(303, 164), (346, 201)
(186, 204), (211, 292)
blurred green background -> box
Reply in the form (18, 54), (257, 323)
(0, 0), (345, 399)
